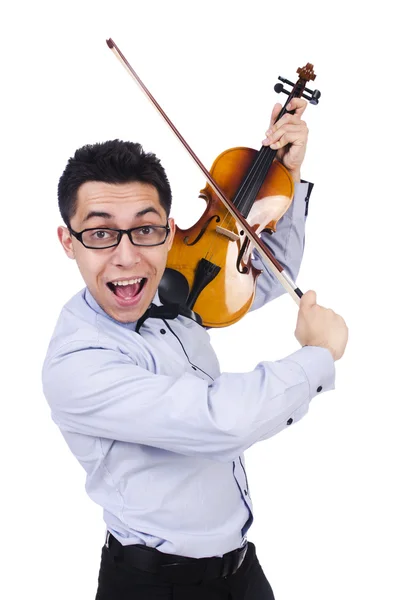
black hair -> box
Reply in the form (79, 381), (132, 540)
(58, 140), (172, 227)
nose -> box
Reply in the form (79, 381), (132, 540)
(111, 231), (142, 267)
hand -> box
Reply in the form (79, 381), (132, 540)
(262, 98), (309, 182)
(295, 290), (348, 361)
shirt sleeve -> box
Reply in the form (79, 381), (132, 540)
(43, 339), (334, 463)
(250, 181), (313, 311)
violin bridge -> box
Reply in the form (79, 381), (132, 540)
(215, 226), (240, 241)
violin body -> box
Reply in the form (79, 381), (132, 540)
(166, 147), (294, 327)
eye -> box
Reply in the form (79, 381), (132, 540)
(137, 226), (155, 235)
(89, 229), (115, 240)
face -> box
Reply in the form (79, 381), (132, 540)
(58, 181), (175, 323)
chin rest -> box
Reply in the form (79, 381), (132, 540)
(135, 269), (203, 334)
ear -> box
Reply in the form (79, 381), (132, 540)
(167, 218), (176, 250)
(57, 226), (76, 259)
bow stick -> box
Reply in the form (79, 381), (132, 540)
(106, 38), (304, 305)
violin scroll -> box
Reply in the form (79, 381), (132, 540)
(274, 63), (321, 105)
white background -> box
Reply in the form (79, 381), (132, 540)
(2, 1), (396, 598)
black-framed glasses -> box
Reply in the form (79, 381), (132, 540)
(69, 224), (170, 249)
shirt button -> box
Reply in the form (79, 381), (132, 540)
(287, 418), (293, 425)
(160, 329), (166, 334)
(317, 386), (323, 393)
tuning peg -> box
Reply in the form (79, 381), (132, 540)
(274, 83), (289, 95)
(309, 89), (321, 105)
(275, 83), (321, 106)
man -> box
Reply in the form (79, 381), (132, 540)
(42, 97), (348, 599)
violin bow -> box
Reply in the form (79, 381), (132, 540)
(106, 38), (314, 305)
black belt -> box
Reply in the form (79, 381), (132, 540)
(105, 532), (248, 584)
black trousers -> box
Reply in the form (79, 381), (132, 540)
(95, 541), (275, 599)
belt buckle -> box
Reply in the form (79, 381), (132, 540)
(234, 543), (247, 574)
(221, 543), (247, 579)
(105, 531), (111, 549)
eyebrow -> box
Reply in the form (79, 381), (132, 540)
(82, 207), (163, 223)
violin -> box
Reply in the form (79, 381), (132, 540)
(106, 39), (321, 327)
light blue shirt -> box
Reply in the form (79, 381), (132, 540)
(42, 183), (335, 558)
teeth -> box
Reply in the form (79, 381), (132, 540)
(112, 278), (143, 286)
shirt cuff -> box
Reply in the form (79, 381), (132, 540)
(281, 345), (335, 399)
(288, 181), (309, 221)
(299, 179), (314, 216)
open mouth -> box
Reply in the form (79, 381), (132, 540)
(107, 278), (147, 300)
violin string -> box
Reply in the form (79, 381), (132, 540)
(202, 140), (279, 265)
(202, 145), (277, 265)
(217, 146), (276, 234)
(228, 88), (301, 219)
(236, 148), (276, 213)
(184, 84), (300, 263)
(217, 151), (274, 249)
(210, 88), (300, 258)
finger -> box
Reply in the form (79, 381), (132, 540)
(300, 289), (317, 309)
(269, 135), (305, 150)
(267, 114), (304, 136)
(263, 124), (307, 148)
(269, 103), (282, 128)
(286, 97), (307, 117)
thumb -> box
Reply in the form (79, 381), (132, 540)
(299, 289), (317, 310)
